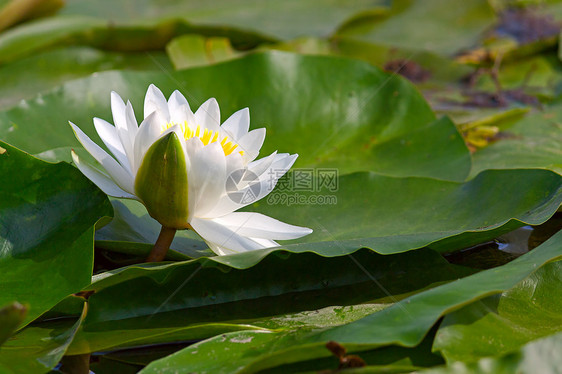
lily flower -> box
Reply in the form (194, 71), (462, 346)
(70, 84), (312, 260)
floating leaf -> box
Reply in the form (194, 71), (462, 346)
(0, 306), (85, 374)
(68, 247), (472, 354)
(138, 229), (562, 373)
(433, 260), (562, 363)
(0, 141), (111, 326)
(0, 51), (475, 182)
(0, 46), (171, 110)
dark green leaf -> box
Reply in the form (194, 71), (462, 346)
(138, 229), (562, 373)
(68, 248), (472, 354)
(0, 309), (85, 374)
(433, 260), (562, 363)
(0, 141), (112, 326)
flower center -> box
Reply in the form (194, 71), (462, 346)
(162, 122), (243, 156)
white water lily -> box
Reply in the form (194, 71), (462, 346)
(70, 84), (312, 257)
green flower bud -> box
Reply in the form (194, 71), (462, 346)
(135, 132), (189, 229)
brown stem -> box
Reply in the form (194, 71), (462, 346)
(146, 226), (177, 262)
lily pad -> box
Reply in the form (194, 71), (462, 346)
(138, 228), (562, 373)
(68, 247), (472, 354)
(0, 309), (85, 374)
(90, 168), (562, 263)
(70, 250), (472, 354)
(433, 260), (562, 363)
(0, 141), (111, 326)
(0, 46), (172, 110)
(0, 51), (472, 181)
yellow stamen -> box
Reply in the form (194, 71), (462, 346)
(161, 121), (244, 156)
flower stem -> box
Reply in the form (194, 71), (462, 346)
(146, 226), (177, 262)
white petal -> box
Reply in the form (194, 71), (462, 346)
(110, 91), (127, 136)
(190, 217), (278, 254)
(207, 237), (278, 256)
(187, 142), (227, 218)
(237, 128), (265, 163)
(247, 151), (277, 177)
(133, 111), (166, 175)
(201, 152), (297, 218)
(170, 104), (196, 128)
(213, 212), (312, 240)
(168, 90), (190, 112)
(124, 101), (139, 134)
(251, 237), (280, 248)
(168, 90), (194, 125)
(123, 101), (139, 170)
(225, 152), (244, 177)
(144, 84), (169, 121)
(221, 108), (249, 140)
(195, 98), (221, 132)
(93, 118), (132, 175)
(70, 122), (135, 194)
(71, 150), (137, 199)
(185, 136), (204, 160)
(111, 93), (138, 171)
(254, 153), (298, 197)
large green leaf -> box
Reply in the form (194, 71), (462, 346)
(68, 247), (472, 354)
(251, 169), (562, 253)
(0, 309), (85, 374)
(94, 168), (562, 262)
(0, 51), (471, 180)
(0, 141), (111, 326)
(139, 228), (562, 373)
(0, 46), (171, 110)
(433, 260), (562, 363)
(421, 331), (562, 374)
(336, 0), (496, 56)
